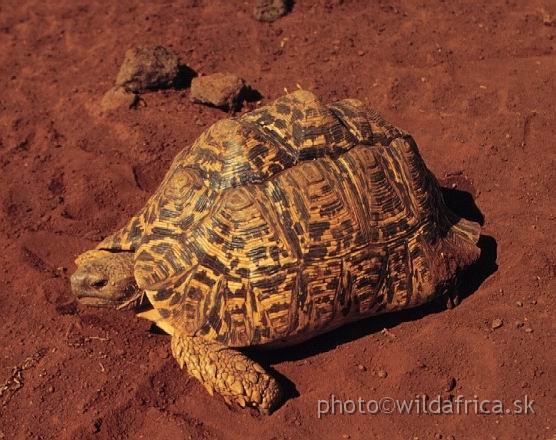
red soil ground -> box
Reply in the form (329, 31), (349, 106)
(0, 1), (554, 439)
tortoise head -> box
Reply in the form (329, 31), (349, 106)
(70, 250), (145, 310)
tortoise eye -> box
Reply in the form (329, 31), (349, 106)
(91, 279), (108, 289)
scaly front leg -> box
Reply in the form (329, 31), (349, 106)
(171, 332), (283, 414)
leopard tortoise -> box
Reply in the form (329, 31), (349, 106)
(71, 90), (481, 414)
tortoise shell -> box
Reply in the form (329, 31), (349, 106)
(97, 90), (480, 347)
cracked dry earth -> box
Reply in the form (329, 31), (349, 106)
(0, 1), (554, 439)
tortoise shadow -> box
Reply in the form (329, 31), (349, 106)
(441, 187), (485, 225)
(248, 187), (497, 401)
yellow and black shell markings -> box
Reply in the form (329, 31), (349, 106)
(99, 90), (481, 347)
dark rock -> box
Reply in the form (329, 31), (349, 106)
(115, 45), (179, 92)
(253, 0), (290, 22)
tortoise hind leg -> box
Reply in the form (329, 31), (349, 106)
(448, 220), (482, 307)
(171, 332), (283, 414)
(433, 217), (482, 310)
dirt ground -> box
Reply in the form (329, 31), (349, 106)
(0, 1), (554, 439)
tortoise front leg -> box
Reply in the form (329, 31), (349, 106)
(171, 332), (283, 414)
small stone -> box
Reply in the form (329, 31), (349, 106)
(515, 321), (524, 328)
(524, 327), (533, 333)
(376, 369), (388, 378)
(115, 45), (179, 92)
(357, 50), (365, 56)
(515, 301), (523, 307)
(357, 364), (366, 371)
(100, 86), (139, 112)
(47, 385), (54, 393)
(541, 9), (555, 26)
(444, 377), (457, 392)
(190, 73), (247, 110)
(491, 318), (503, 329)
(342, 435), (351, 439)
(380, 328), (397, 339)
(253, 0), (290, 22)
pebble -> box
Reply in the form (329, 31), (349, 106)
(515, 301), (523, 307)
(357, 364), (366, 371)
(542, 10), (556, 25)
(524, 327), (534, 333)
(115, 45), (179, 93)
(100, 86), (139, 112)
(515, 321), (524, 328)
(190, 72), (247, 110)
(491, 318), (503, 329)
(380, 328), (397, 339)
(376, 369), (388, 378)
(253, 0), (290, 22)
